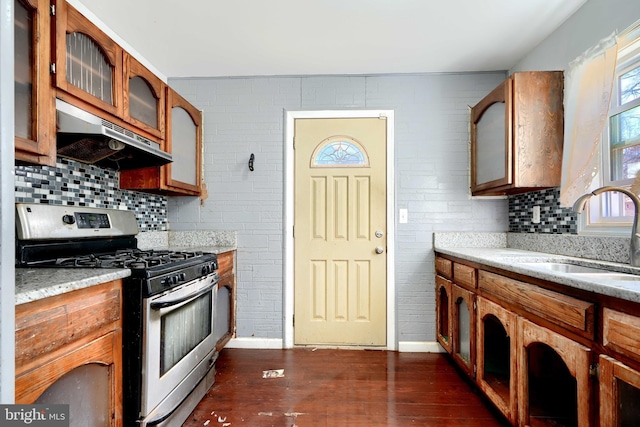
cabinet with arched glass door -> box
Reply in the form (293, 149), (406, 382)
(14, 0), (56, 166)
(120, 87), (203, 196)
(53, 0), (123, 118)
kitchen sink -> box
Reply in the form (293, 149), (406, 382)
(518, 262), (640, 281)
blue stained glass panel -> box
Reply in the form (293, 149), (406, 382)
(313, 140), (368, 166)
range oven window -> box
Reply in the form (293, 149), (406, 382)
(160, 292), (212, 375)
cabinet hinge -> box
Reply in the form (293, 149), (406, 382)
(50, 4), (55, 16)
(589, 363), (599, 379)
(292, 314), (295, 327)
(292, 225), (295, 238)
(50, 63), (56, 74)
(473, 300), (477, 311)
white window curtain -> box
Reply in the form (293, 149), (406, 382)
(559, 33), (618, 208)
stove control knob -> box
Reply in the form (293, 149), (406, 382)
(62, 214), (75, 225)
(201, 265), (211, 275)
(178, 273), (187, 282)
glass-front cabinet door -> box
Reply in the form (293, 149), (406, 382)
(452, 284), (475, 378)
(600, 355), (640, 426)
(470, 78), (512, 194)
(518, 318), (591, 427)
(124, 52), (165, 140)
(477, 297), (518, 424)
(53, 0), (122, 117)
(435, 276), (453, 354)
(165, 87), (202, 195)
(14, 0), (56, 166)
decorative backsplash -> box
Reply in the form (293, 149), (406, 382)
(14, 158), (168, 231)
(508, 188), (577, 234)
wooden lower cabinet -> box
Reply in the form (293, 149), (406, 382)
(435, 255), (610, 426)
(599, 354), (640, 426)
(477, 297), (518, 424)
(215, 250), (236, 350)
(15, 280), (123, 426)
(435, 275), (453, 353)
(452, 283), (475, 377)
(517, 317), (591, 427)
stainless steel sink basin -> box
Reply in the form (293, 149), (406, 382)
(518, 262), (640, 281)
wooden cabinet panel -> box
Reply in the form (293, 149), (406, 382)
(453, 262), (476, 290)
(435, 256), (452, 279)
(15, 284), (121, 372)
(15, 280), (123, 426)
(479, 270), (594, 338)
(517, 318), (592, 427)
(14, 0), (56, 167)
(215, 251), (235, 350)
(602, 308), (640, 363)
(435, 275), (453, 354)
(477, 297), (518, 424)
(599, 354), (640, 427)
(217, 251), (235, 288)
(470, 71), (564, 196)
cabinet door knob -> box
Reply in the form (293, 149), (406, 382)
(375, 247), (384, 254)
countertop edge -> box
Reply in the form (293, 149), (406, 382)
(15, 269), (132, 305)
(435, 246), (640, 304)
(15, 246), (237, 305)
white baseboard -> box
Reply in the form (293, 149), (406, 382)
(397, 341), (446, 353)
(225, 337), (284, 349)
(225, 338), (445, 353)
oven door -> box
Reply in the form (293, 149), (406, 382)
(141, 272), (218, 419)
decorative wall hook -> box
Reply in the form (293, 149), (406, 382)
(248, 153), (255, 171)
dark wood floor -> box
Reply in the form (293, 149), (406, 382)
(183, 348), (510, 426)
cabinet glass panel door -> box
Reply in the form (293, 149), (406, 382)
(452, 284), (475, 376)
(600, 355), (640, 427)
(129, 76), (158, 128)
(66, 32), (113, 105)
(457, 299), (471, 362)
(436, 276), (452, 353)
(14, 0), (32, 140)
(171, 107), (197, 186)
(475, 102), (506, 185)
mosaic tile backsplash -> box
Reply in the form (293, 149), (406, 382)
(508, 188), (577, 234)
(15, 158), (168, 231)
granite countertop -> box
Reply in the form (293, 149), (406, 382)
(435, 246), (640, 304)
(15, 230), (238, 305)
(15, 268), (131, 305)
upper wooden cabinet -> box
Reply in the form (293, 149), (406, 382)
(123, 52), (165, 140)
(14, 0), (56, 167)
(470, 71), (564, 196)
(120, 87), (203, 196)
(52, 0), (123, 118)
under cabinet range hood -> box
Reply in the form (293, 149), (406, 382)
(55, 99), (172, 170)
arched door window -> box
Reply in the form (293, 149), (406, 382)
(310, 136), (370, 167)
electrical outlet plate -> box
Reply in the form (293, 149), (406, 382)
(532, 205), (541, 224)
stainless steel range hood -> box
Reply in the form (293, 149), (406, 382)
(56, 99), (172, 170)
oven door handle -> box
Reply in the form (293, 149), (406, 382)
(150, 280), (217, 310)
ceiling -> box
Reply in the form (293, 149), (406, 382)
(75, 0), (588, 79)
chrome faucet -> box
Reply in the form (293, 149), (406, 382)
(572, 186), (640, 267)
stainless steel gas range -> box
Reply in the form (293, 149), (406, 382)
(16, 203), (220, 427)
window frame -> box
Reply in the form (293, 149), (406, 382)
(581, 21), (640, 236)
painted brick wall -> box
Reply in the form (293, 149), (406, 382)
(169, 73), (508, 343)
